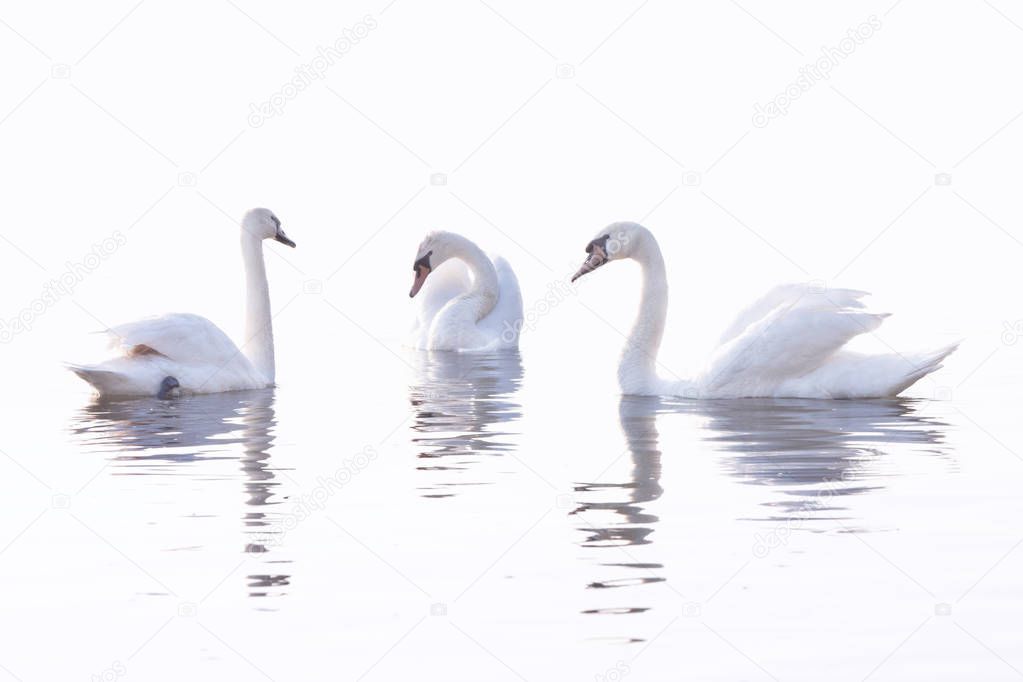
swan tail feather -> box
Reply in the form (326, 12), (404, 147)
(66, 360), (170, 398)
(867, 342), (961, 398)
(770, 342), (959, 399)
(66, 363), (126, 396)
(897, 342), (960, 393)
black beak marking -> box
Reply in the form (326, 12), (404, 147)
(586, 234), (611, 256)
(413, 250), (433, 272)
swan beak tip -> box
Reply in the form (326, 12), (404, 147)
(572, 260), (600, 283)
(409, 265), (431, 298)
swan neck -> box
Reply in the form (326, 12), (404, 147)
(450, 235), (499, 322)
(241, 234), (275, 384)
(619, 233), (669, 394)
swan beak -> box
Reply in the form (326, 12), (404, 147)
(571, 245), (608, 283)
(410, 265), (431, 298)
(274, 229), (296, 248)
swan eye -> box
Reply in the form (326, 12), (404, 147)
(270, 215), (281, 229)
(586, 235), (611, 254)
(413, 250), (433, 271)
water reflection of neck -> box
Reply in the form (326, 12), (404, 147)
(575, 398), (664, 547)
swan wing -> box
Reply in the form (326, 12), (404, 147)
(106, 313), (243, 366)
(477, 255), (524, 348)
(774, 344), (959, 399)
(700, 289), (887, 397)
(717, 283), (868, 346)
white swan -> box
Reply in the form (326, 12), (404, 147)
(408, 231), (523, 351)
(68, 208), (296, 398)
(571, 222), (958, 399)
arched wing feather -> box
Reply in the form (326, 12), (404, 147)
(106, 313), (243, 367)
(701, 287), (887, 397)
(717, 284), (869, 346)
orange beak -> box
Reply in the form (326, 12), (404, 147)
(410, 265), (431, 298)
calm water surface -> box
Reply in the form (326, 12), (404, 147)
(1, 350), (1021, 681)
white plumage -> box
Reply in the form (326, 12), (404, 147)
(408, 231), (523, 352)
(690, 285), (955, 398)
(69, 313), (266, 396)
(572, 222), (957, 399)
(68, 208), (296, 398)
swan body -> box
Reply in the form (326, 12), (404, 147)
(408, 231), (523, 352)
(572, 223), (957, 399)
(68, 208), (296, 398)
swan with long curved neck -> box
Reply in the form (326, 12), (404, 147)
(408, 231), (523, 352)
(571, 222), (958, 399)
(68, 208), (296, 398)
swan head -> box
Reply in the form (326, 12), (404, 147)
(242, 208), (296, 248)
(409, 231), (454, 298)
(571, 222), (642, 282)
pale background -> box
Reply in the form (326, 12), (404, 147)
(1, 1), (1022, 680)
(2, 0), (1019, 386)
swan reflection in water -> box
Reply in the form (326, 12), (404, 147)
(408, 351), (524, 499)
(696, 397), (952, 519)
(573, 396), (667, 622)
(574, 396), (950, 623)
(72, 389), (291, 599)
